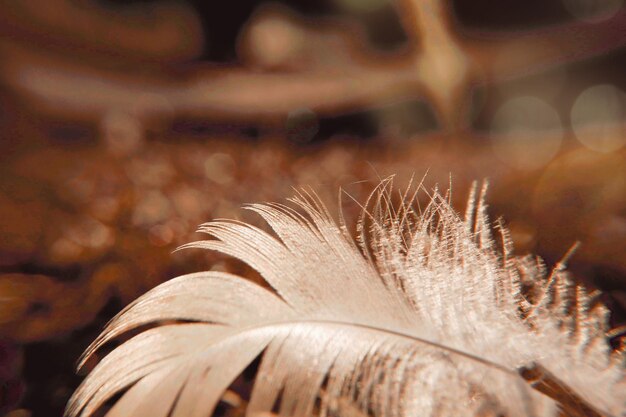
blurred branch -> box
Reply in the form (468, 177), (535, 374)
(394, 0), (471, 128)
(1, 41), (425, 124)
(465, 9), (626, 80)
(0, 0), (204, 62)
(2, 1), (625, 134)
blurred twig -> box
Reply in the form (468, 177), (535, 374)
(0, 0), (204, 62)
(1, 0), (625, 132)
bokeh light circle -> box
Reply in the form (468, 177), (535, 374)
(562, 0), (623, 22)
(571, 84), (626, 152)
(490, 96), (563, 170)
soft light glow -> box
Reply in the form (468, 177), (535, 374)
(493, 43), (568, 101)
(204, 153), (236, 185)
(562, 0), (623, 22)
(491, 97), (563, 170)
(571, 84), (626, 152)
(335, 0), (389, 13)
(242, 14), (304, 69)
(101, 111), (143, 157)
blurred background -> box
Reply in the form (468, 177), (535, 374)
(0, 0), (625, 415)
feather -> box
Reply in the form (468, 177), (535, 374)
(66, 178), (625, 417)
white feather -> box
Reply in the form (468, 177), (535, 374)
(66, 178), (625, 417)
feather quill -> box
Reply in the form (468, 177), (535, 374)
(66, 178), (625, 417)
